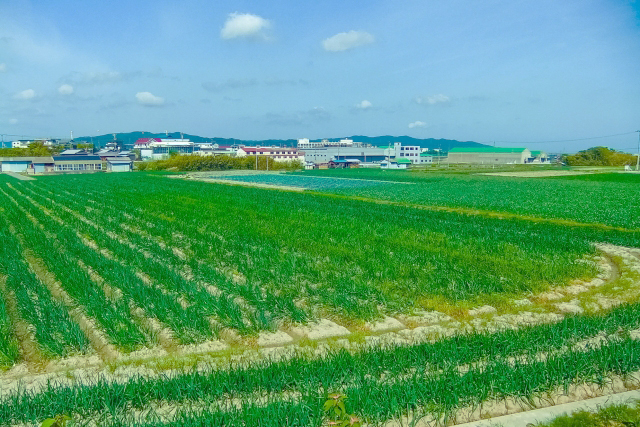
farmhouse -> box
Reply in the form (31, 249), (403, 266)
(529, 150), (549, 163)
(447, 147), (531, 164)
(0, 157), (55, 173)
(380, 158), (412, 169)
(106, 157), (134, 172)
(53, 155), (103, 172)
(328, 159), (360, 168)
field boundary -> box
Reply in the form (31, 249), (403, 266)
(309, 192), (640, 233)
(2, 243), (639, 398)
(450, 389), (640, 427)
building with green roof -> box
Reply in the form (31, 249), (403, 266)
(447, 146), (531, 164)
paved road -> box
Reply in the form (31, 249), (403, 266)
(1, 172), (35, 181)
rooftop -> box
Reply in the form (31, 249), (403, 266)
(53, 155), (102, 161)
(0, 157), (54, 162)
(448, 147), (528, 153)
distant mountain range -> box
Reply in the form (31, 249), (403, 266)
(72, 131), (487, 151)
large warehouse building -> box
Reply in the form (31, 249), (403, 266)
(447, 147), (532, 164)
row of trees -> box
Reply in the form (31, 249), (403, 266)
(136, 153), (303, 171)
(0, 141), (63, 157)
(564, 146), (637, 166)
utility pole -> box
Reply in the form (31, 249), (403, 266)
(636, 130), (640, 171)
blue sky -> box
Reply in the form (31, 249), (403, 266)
(1, 0), (639, 152)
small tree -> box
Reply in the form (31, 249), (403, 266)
(324, 393), (362, 427)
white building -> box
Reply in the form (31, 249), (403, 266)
(236, 147), (304, 162)
(383, 142), (423, 164)
(137, 138), (195, 160)
(298, 139), (386, 164)
(12, 140), (31, 149)
(417, 152), (434, 165)
(297, 138), (363, 149)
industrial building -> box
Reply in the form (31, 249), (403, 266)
(529, 151), (549, 163)
(447, 147), (532, 164)
(236, 147), (304, 162)
(298, 138), (387, 164)
(382, 142), (425, 164)
(417, 152), (434, 165)
(135, 138), (195, 159)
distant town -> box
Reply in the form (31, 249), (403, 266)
(0, 134), (556, 175)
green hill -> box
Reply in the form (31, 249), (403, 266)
(73, 131), (485, 151)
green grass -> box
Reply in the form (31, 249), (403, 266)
(535, 400), (640, 426)
(553, 172), (640, 183)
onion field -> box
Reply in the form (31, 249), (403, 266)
(1, 170), (639, 426)
(293, 169), (640, 230)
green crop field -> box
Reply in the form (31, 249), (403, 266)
(292, 169), (640, 230)
(0, 170), (639, 427)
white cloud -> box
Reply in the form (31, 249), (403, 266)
(0, 63), (6, 72)
(58, 84), (74, 95)
(221, 13), (271, 40)
(14, 89), (35, 100)
(356, 100), (372, 109)
(9, 118), (18, 125)
(322, 30), (374, 52)
(408, 121), (427, 129)
(416, 94), (450, 105)
(135, 91), (165, 106)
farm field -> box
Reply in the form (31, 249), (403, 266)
(292, 169), (640, 230)
(214, 173), (400, 190)
(1, 171), (640, 426)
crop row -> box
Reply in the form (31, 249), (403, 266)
(3, 299), (640, 425)
(23, 174), (600, 316)
(0, 204), (89, 359)
(10, 183), (297, 337)
(0, 187), (148, 352)
(294, 169), (640, 230)
(0, 276), (19, 369)
(20, 182), (308, 332)
(1, 184), (216, 346)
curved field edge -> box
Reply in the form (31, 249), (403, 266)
(3, 299), (640, 426)
(1, 174), (637, 425)
(21, 174), (606, 301)
(0, 172), (639, 369)
(289, 170), (640, 230)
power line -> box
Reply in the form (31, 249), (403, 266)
(490, 131), (637, 144)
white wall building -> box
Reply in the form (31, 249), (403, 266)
(12, 140), (31, 149)
(138, 139), (195, 160)
(236, 147), (304, 162)
(383, 142), (423, 164)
